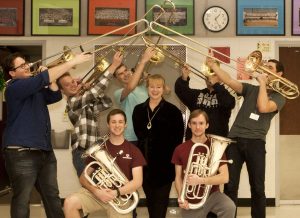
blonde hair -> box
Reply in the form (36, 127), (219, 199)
(146, 74), (166, 88)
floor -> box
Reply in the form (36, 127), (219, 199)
(1, 205), (300, 218)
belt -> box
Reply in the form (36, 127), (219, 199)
(5, 146), (41, 152)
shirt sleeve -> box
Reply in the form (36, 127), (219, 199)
(131, 145), (147, 168)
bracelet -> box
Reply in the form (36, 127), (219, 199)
(116, 188), (121, 198)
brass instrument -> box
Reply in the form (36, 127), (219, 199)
(245, 50), (299, 99)
(149, 21), (299, 100)
(180, 134), (233, 209)
(84, 140), (139, 214)
(142, 36), (240, 99)
(30, 46), (75, 76)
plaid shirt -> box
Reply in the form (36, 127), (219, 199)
(67, 70), (113, 150)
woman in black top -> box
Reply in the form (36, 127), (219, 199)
(133, 74), (184, 218)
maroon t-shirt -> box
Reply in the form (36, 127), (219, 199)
(171, 138), (227, 203)
(86, 140), (147, 180)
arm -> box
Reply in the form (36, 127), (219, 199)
(117, 166), (143, 196)
(174, 165), (189, 210)
(187, 163), (229, 186)
(206, 58), (243, 94)
(48, 52), (92, 82)
(44, 82), (63, 104)
(174, 66), (202, 109)
(107, 51), (123, 76)
(119, 47), (155, 101)
(256, 74), (278, 113)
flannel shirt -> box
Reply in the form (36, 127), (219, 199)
(67, 70), (113, 150)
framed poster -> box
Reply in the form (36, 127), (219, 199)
(31, 0), (81, 36)
(145, 0), (194, 35)
(292, 0), (300, 35)
(236, 0), (285, 36)
(87, 0), (137, 35)
(0, 0), (24, 36)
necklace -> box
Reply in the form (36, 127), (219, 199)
(147, 107), (160, 130)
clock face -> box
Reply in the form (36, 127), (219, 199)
(203, 6), (229, 32)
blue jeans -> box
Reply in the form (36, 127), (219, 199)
(72, 147), (86, 177)
(4, 149), (64, 218)
(224, 137), (266, 218)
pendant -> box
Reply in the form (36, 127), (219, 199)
(147, 122), (152, 130)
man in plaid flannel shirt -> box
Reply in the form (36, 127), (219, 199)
(57, 51), (123, 176)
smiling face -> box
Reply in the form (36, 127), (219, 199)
(58, 74), (81, 97)
(107, 113), (127, 137)
(115, 65), (133, 85)
(147, 77), (165, 101)
(9, 57), (31, 79)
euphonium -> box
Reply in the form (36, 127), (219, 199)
(83, 140), (139, 214)
(180, 134), (233, 209)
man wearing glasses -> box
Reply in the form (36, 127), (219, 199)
(1, 51), (91, 218)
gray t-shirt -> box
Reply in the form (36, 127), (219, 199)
(229, 83), (286, 141)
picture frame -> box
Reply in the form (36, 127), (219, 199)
(292, 0), (300, 35)
(236, 0), (285, 36)
(0, 0), (24, 36)
(87, 0), (137, 35)
(145, 0), (194, 35)
(31, 0), (81, 36)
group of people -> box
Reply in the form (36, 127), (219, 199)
(1, 46), (286, 218)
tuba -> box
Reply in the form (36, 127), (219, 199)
(180, 134), (233, 209)
(83, 139), (139, 214)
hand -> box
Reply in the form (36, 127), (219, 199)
(94, 188), (116, 203)
(111, 51), (123, 68)
(186, 174), (203, 186)
(256, 73), (268, 85)
(70, 52), (92, 66)
(181, 64), (190, 80)
(141, 47), (156, 64)
(178, 198), (189, 210)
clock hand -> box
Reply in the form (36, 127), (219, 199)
(215, 13), (221, 21)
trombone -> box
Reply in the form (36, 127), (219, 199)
(142, 36), (240, 99)
(148, 21), (299, 100)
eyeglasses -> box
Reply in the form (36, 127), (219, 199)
(12, 62), (29, 71)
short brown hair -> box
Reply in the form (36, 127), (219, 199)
(188, 109), (209, 124)
(107, 108), (127, 124)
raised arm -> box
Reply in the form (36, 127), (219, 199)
(120, 47), (155, 101)
(48, 52), (92, 82)
(206, 57), (243, 94)
(256, 74), (279, 113)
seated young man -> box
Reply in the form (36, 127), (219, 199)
(64, 109), (147, 218)
(172, 109), (236, 218)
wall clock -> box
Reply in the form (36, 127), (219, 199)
(203, 6), (229, 32)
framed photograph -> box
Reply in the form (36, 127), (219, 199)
(145, 0), (194, 35)
(87, 0), (137, 35)
(31, 0), (81, 36)
(0, 0), (24, 36)
(236, 0), (285, 36)
(292, 0), (300, 35)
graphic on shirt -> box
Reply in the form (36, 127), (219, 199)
(196, 93), (218, 108)
(122, 153), (132, 159)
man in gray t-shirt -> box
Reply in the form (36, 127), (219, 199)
(206, 58), (286, 218)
